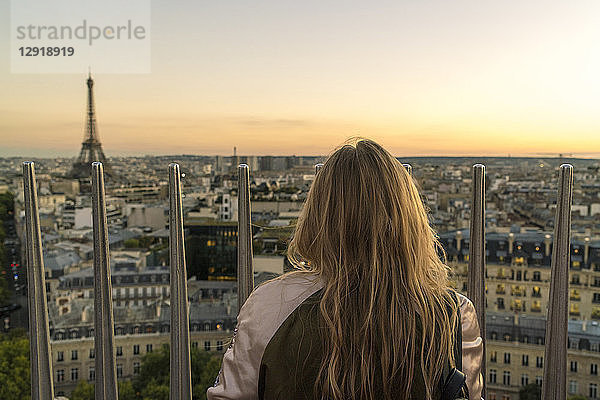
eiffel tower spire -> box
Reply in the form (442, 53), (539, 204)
(68, 73), (111, 179)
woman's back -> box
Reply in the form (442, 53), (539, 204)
(207, 273), (483, 400)
(207, 139), (483, 400)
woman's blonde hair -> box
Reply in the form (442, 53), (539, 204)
(287, 138), (458, 399)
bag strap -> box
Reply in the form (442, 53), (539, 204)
(441, 290), (468, 400)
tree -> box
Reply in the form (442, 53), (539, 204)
(195, 355), (222, 400)
(141, 381), (169, 400)
(133, 344), (223, 400)
(519, 383), (541, 400)
(71, 380), (94, 400)
(568, 396), (588, 400)
(133, 345), (170, 394)
(69, 379), (136, 400)
(0, 331), (30, 400)
(119, 380), (137, 400)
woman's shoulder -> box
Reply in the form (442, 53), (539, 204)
(454, 292), (481, 343)
(251, 271), (323, 300)
(238, 271), (323, 331)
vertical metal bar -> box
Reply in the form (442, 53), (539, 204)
(237, 164), (254, 312)
(402, 163), (412, 176)
(91, 162), (118, 400)
(315, 163), (323, 174)
(467, 163), (486, 397)
(542, 164), (573, 400)
(22, 162), (54, 400)
(168, 163), (192, 400)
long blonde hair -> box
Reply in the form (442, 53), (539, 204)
(287, 138), (458, 399)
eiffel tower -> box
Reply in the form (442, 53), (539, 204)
(68, 73), (111, 179)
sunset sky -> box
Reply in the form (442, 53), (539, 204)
(1, 0), (600, 157)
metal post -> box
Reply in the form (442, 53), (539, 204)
(237, 164), (254, 312)
(467, 163), (486, 397)
(542, 164), (573, 400)
(168, 163), (192, 400)
(315, 163), (324, 174)
(22, 162), (54, 400)
(91, 162), (118, 400)
(402, 163), (412, 176)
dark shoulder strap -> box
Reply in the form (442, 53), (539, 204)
(450, 290), (462, 371)
(441, 290), (467, 400)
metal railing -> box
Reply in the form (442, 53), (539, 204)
(168, 163), (192, 400)
(21, 160), (573, 400)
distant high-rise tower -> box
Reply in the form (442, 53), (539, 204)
(231, 146), (239, 172)
(68, 73), (111, 179)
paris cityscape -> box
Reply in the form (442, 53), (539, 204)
(0, 73), (599, 399)
(3, 1), (600, 399)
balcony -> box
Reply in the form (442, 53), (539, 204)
(19, 161), (578, 399)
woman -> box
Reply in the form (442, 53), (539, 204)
(207, 138), (483, 400)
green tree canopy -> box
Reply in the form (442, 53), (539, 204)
(0, 330), (30, 400)
(133, 344), (223, 400)
(71, 380), (94, 400)
(519, 383), (541, 400)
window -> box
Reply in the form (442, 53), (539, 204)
(133, 345), (140, 355)
(192, 342), (198, 349)
(503, 371), (511, 386)
(216, 340), (224, 351)
(117, 364), (123, 378)
(501, 396), (510, 400)
(592, 363), (598, 376)
(490, 351), (497, 363)
(134, 362), (140, 375)
(116, 346), (123, 357)
(504, 353), (511, 364)
(146, 344), (153, 353)
(71, 350), (78, 360)
(593, 293), (600, 303)
(536, 356), (543, 368)
(89, 348), (95, 359)
(57, 351), (64, 362)
(89, 367), (95, 381)
(535, 376), (542, 386)
(591, 383), (598, 399)
(204, 341), (211, 351)
(57, 369), (65, 382)
(521, 374), (529, 386)
(571, 361), (578, 372)
(71, 368), (78, 381)
(533, 271), (541, 281)
(522, 354), (529, 366)
(489, 369), (497, 384)
(569, 380), (578, 394)
(497, 298), (505, 310)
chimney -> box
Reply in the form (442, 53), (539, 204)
(544, 234), (552, 257)
(456, 231), (463, 252)
(508, 233), (515, 254)
(584, 237), (591, 265)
